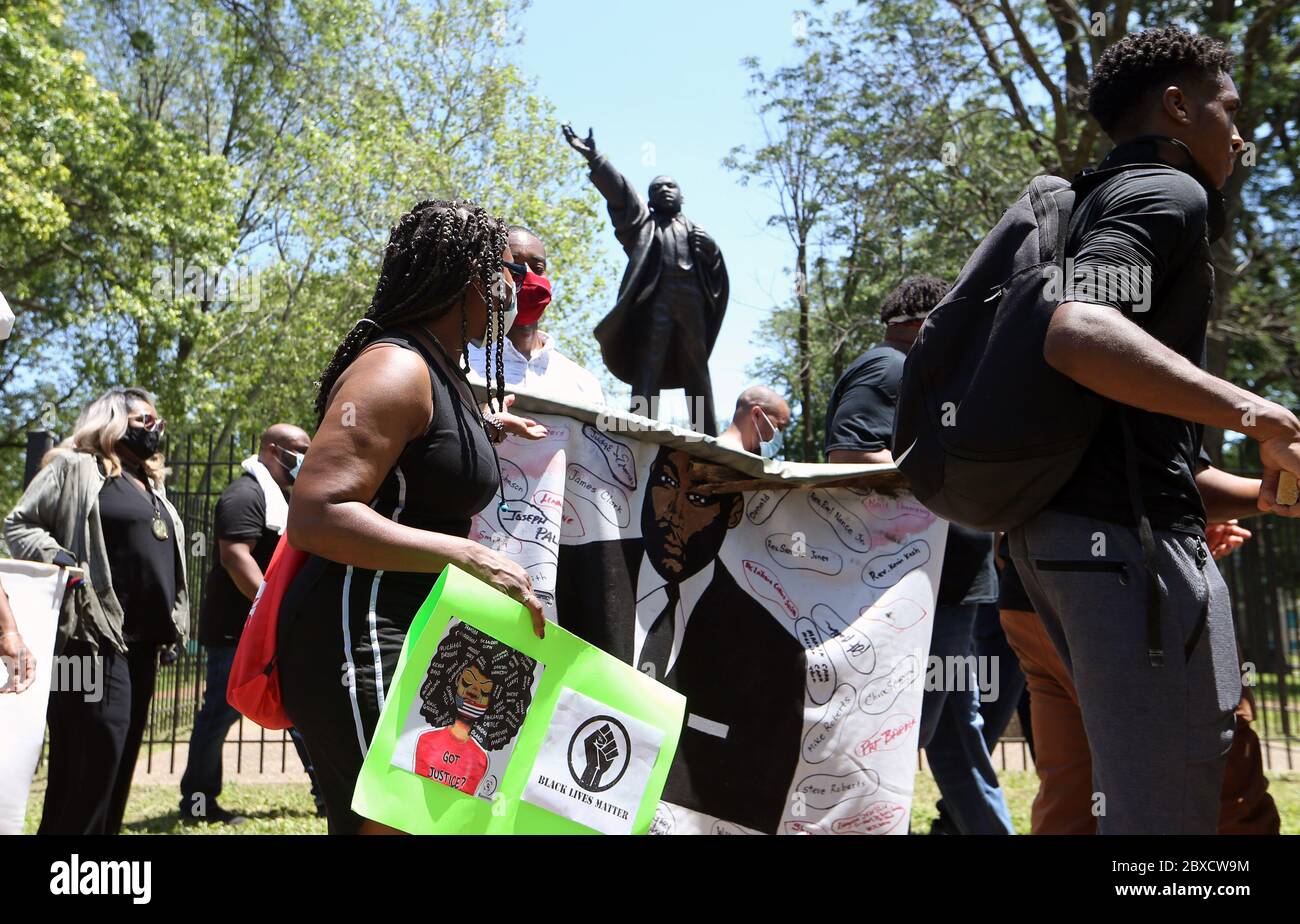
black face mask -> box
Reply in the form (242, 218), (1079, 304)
(118, 425), (161, 461)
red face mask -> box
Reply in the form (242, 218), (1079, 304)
(514, 269), (552, 327)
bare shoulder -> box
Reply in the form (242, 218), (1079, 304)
(321, 341), (433, 443)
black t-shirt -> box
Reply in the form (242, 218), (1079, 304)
(825, 346), (906, 456)
(1049, 142), (1226, 534)
(98, 464), (179, 644)
(200, 472), (281, 646)
(824, 344), (997, 606)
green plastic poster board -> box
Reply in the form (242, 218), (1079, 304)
(352, 565), (686, 834)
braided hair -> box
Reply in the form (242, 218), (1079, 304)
(315, 199), (512, 421)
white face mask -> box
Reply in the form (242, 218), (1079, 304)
(469, 273), (517, 349)
(274, 446), (304, 483)
(756, 407), (784, 460)
(0, 290), (14, 340)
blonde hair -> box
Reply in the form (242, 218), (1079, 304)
(45, 387), (166, 487)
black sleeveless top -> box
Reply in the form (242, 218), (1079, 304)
(366, 330), (501, 536)
(276, 329), (503, 783)
(278, 327), (501, 656)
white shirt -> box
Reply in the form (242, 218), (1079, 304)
(633, 552), (715, 677)
(467, 330), (605, 407)
(0, 289), (13, 340)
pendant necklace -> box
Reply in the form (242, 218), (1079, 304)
(145, 484), (170, 542)
(127, 466), (170, 541)
(150, 506), (171, 542)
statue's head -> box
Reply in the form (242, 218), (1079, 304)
(648, 176), (683, 216)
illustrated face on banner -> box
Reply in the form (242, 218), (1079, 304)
(396, 620), (544, 800)
(641, 447), (742, 583)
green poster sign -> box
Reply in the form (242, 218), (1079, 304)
(352, 565), (686, 834)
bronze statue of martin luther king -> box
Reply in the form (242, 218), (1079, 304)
(563, 124), (728, 436)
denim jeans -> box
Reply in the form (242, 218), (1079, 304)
(179, 646), (243, 813)
(179, 645), (322, 815)
(969, 603), (1027, 746)
(919, 603), (1016, 835)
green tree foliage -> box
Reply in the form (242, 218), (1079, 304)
(0, 0), (611, 509)
(733, 0), (1299, 462)
(0, 0), (235, 477)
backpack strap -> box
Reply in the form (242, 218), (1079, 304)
(1118, 411), (1208, 667)
(1035, 172), (1114, 271)
(1119, 412), (1168, 667)
(1027, 176), (1064, 266)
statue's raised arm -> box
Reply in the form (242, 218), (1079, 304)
(562, 123), (648, 256)
(561, 123), (597, 160)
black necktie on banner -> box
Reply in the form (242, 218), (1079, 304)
(641, 584), (680, 680)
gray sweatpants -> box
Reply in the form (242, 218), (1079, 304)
(1008, 509), (1239, 834)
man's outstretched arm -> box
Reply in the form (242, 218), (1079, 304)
(587, 156), (649, 252)
(1044, 301), (1300, 515)
(562, 123), (647, 252)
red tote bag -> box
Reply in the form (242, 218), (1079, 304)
(227, 533), (308, 730)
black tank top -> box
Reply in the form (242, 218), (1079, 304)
(366, 329), (500, 537)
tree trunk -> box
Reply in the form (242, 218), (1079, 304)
(797, 239), (812, 461)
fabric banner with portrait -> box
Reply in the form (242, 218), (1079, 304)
(466, 389), (947, 835)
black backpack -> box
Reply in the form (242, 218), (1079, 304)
(893, 161), (1175, 532)
(894, 153), (1201, 668)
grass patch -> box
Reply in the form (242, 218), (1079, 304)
(24, 769), (1300, 835)
(910, 769), (1300, 834)
(24, 778), (327, 835)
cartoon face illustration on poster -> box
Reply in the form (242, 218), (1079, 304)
(391, 619), (543, 800)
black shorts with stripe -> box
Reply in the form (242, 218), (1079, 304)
(279, 555), (438, 834)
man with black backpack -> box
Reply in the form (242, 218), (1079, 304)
(897, 26), (1300, 834)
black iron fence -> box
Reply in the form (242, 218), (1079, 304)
(1218, 511), (1299, 769)
(135, 431), (306, 776)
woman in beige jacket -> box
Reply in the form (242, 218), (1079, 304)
(4, 387), (188, 834)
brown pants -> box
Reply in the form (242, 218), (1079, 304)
(1000, 608), (1280, 835)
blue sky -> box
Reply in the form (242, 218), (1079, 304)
(515, 0), (850, 420)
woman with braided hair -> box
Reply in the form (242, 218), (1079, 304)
(279, 199), (548, 834)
